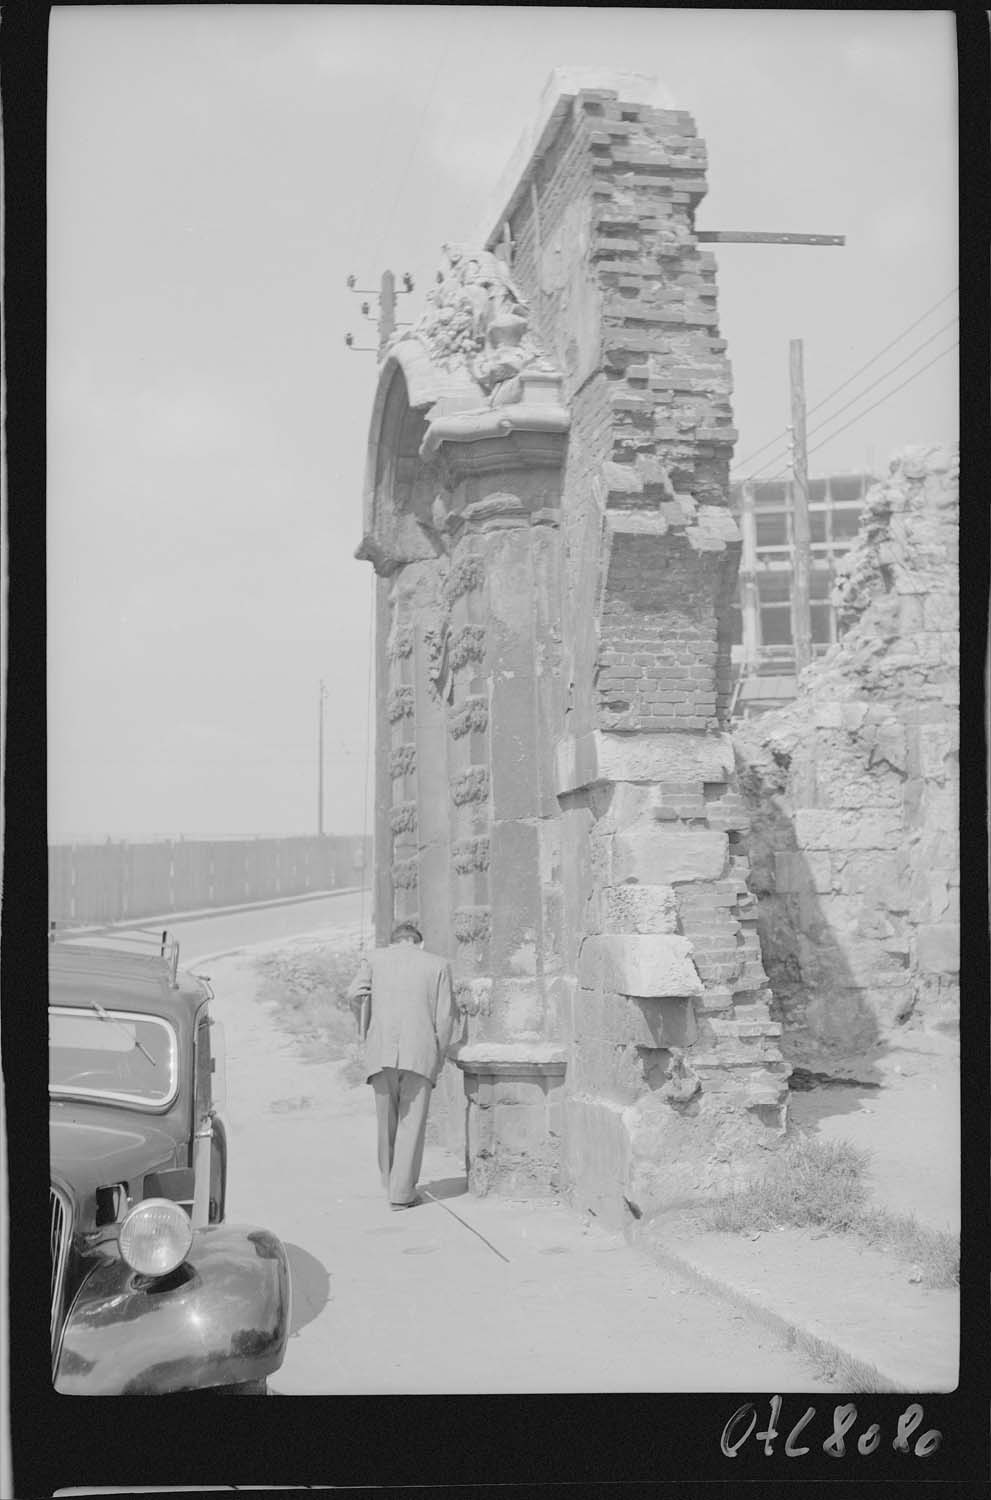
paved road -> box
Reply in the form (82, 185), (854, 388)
(199, 915), (839, 1396)
(65, 890), (371, 967)
(172, 890), (369, 964)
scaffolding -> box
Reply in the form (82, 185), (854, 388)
(728, 471), (875, 718)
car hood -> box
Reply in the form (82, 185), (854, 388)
(50, 1100), (182, 1205)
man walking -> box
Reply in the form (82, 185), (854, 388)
(347, 922), (456, 1209)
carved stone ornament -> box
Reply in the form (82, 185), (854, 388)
(386, 243), (552, 407)
(424, 617), (454, 704)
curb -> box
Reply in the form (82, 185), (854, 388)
(639, 1234), (915, 1393)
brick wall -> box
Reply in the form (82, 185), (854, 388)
(596, 536), (720, 730)
(492, 84), (786, 1223)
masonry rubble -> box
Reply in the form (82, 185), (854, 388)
(734, 443), (960, 1068)
(355, 70), (787, 1226)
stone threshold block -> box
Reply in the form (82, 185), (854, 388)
(456, 1043), (567, 1197)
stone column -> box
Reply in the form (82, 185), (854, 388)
(427, 372), (571, 1194)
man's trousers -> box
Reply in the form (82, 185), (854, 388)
(370, 1066), (432, 1205)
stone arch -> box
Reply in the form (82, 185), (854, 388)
(356, 340), (476, 575)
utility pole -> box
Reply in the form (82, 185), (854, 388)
(378, 270), (396, 352)
(317, 679), (328, 837)
(345, 270), (414, 354)
(789, 339), (813, 678)
(739, 480), (761, 675)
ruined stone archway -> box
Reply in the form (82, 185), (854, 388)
(355, 77), (789, 1221)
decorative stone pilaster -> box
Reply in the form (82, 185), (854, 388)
(356, 238), (572, 1185)
(424, 356), (570, 1192)
(386, 599), (418, 921)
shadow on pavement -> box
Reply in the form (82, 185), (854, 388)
(285, 1242), (331, 1334)
(420, 1175), (468, 1202)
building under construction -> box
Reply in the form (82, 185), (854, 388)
(728, 470), (877, 717)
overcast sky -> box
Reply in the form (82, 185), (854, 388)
(47, 6), (958, 841)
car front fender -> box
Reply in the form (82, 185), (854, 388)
(54, 1223), (292, 1394)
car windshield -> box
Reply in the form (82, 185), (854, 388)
(49, 1006), (179, 1107)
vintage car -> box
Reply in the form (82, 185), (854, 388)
(49, 928), (292, 1394)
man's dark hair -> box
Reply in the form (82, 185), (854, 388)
(390, 921), (423, 945)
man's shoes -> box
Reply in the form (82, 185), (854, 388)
(389, 1195), (422, 1210)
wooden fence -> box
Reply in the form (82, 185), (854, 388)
(48, 834), (370, 925)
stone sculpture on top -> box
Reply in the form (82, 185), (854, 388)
(387, 242), (549, 407)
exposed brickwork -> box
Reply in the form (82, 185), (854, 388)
(596, 536), (720, 730)
(499, 85), (785, 1216)
(510, 94), (735, 499)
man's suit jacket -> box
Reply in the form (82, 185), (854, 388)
(346, 943), (456, 1085)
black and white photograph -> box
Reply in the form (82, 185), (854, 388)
(3, 3), (982, 1495)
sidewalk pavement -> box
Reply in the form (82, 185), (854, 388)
(210, 945), (958, 1395)
(636, 1216), (957, 1394)
(637, 1027), (959, 1393)
(208, 950), (836, 1394)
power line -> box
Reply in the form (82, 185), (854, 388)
(367, 25), (453, 276)
(757, 338), (958, 483)
(805, 317), (957, 439)
(731, 432), (792, 477)
(806, 340), (958, 459)
(731, 286), (959, 478)
(806, 286), (958, 418)
(738, 440), (794, 486)
(735, 318), (956, 486)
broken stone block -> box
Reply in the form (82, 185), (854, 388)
(601, 882), (680, 933)
(578, 932), (703, 997)
(555, 730), (734, 794)
(814, 758), (904, 810)
(611, 825), (729, 884)
(918, 722), (957, 779)
(871, 720), (908, 773)
(793, 809), (904, 851)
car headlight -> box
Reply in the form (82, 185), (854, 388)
(119, 1198), (193, 1277)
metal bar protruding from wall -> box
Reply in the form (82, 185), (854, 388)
(696, 231), (845, 246)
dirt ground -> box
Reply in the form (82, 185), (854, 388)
(785, 1031), (959, 1235)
